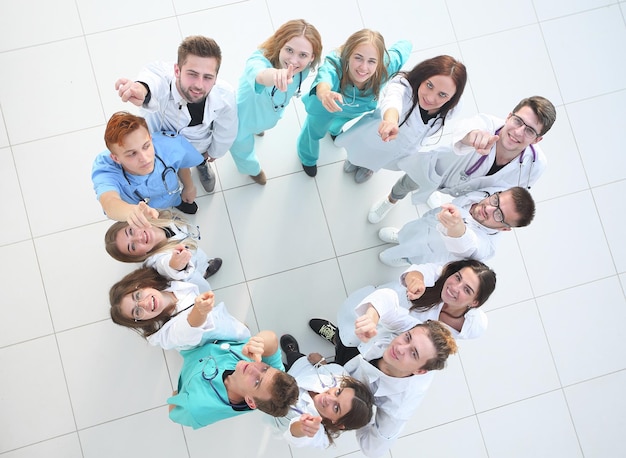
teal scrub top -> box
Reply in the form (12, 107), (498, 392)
(302, 40), (412, 117)
(235, 50), (311, 135)
(168, 340), (285, 429)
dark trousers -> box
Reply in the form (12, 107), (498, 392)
(284, 329), (360, 370)
(285, 350), (305, 371)
(334, 329), (360, 366)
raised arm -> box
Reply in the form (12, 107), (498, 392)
(242, 330), (278, 361)
(98, 194), (158, 229)
(115, 78), (149, 106)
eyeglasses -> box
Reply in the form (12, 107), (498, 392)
(488, 192), (511, 228)
(131, 289), (147, 321)
(509, 114), (540, 139)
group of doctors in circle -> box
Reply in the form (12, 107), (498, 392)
(92, 18), (556, 456)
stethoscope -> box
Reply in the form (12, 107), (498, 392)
(157, 82), (214, 138)
(171, 216), (201, 240)
(340, 85), (360, 108)
(270, 72), (302, 111)
(199, 342), (249, 408)
(460, 127), (537, 189)
(122, 153), (182, 203)
(290, 360), (338, 415)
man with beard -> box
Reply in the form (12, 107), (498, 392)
(376, 186), (535, 267)
(115, 35), (237, 197)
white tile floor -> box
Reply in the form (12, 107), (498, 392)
(1, 1), (624, 457)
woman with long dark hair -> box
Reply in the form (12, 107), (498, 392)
(276, 335), (373, 448)
(109, 267), (249, 350)
(337, 54), (467, 184)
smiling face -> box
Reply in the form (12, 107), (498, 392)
(174, 54), (218, 104)
(109, 126), (155, 176)
(497, 105), (544, 155)
(381, 326), (437, 377)
(119, 287), (174, 321)
(114, 225), (166, 257)
(313, 386), (355, 423)
(228, 361), (279, 407)
(441, 267), (481, 310)
(469, 190), (519, 229)
(278, 35), (314, 74)
(417, 74), (457, 114)
(347, 43), (379, 89)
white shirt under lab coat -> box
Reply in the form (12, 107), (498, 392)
(137, 61), (238, 158)
(146, 281), (250, 351)
(273, 357), (349, 449)
(381, 190), (502, 265)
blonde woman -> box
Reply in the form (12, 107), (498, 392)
(105, 206), (220, 292)
(297, 29), (411, 176)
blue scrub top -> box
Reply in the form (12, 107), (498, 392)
(168, 340), (285, 429)
(92, 133), (203, 209)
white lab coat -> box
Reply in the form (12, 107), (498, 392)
(146, 281), (250, 351)
(336, 286), (435, 457)
(380, 190), (502, 265)
(335, 267), (486, 455)
(430, 114), (547, 199)
(393, 264), (487, 340)
(273, 358), (349, 449)
(336, 74), (461, 176)
(143, 222), (210, 292)
(137, 61), (238, 158)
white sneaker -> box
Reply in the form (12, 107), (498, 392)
(368, 197), (396, 224)
(379, 250), (410, 267)
(378, 227), (399, 244)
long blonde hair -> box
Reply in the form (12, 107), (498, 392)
(104, 210), (198, 263)
(336, 29), (389, 99)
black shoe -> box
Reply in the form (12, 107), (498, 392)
(280, 334), (300, 354)
(302, 163), (317, 177)
(330, 130), (343, 142)
(175, 201), (198, 214)
(309, 319), (337, 344)
(203, 258), (223, 279)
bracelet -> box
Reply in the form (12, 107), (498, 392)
(137, 81), (151, 104)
